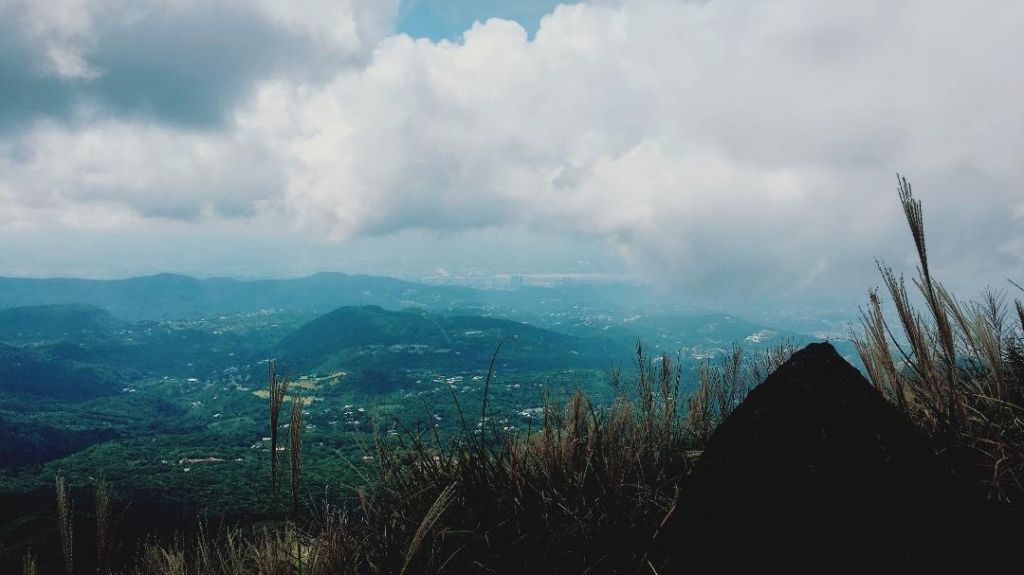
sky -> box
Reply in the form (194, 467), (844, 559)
(0, 0), (1022, 306)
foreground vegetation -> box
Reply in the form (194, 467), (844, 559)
(852, 176), (1024, 503)
(18, 341), (788, 574)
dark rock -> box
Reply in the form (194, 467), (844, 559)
(654, 342), (1018, 570)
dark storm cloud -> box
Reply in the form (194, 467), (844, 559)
(0, 17), (78, 130)
(0, 0), (394, 131)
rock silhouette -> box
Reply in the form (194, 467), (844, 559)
(656, 342), (1018, 570)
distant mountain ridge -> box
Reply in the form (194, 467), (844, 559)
(0, 272), (669, 322)
(0, 273), (480, 320)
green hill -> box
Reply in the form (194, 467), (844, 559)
(0, 342), (125, 400)
(0, 304), (126, 342)
(272, 305), (621, 379)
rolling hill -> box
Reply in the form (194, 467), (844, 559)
(0, 342), (126, 400)
(0, 304), (126, 342)
(271, 305), (623, 378)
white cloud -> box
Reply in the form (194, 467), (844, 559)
(231, 0), (1024, 293)
(252, 0), (398, 55)
(13, 0), (98, 78)
(0, 118), (282, 227)
(2, 0), (1023, 297)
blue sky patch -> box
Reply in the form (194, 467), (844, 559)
(397, 0), (568, 41)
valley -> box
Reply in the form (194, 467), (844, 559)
(0, 273), (824, 567)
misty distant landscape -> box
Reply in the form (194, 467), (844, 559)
(0, 273), (819, 474)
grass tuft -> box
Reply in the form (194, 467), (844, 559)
(853, 175), (1024, 502)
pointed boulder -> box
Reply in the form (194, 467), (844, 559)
(657, 342), (1014, 569)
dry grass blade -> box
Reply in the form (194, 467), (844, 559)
(400, 482), (456, 575)
(290, 395), (305, 516)
(1017, 300), (1024, 334)
(140, 544), (187, 575)
(897, 174), (928, 282)
(853, 289), (906, 409)
(899, 173), (959, 419)
(95, 480), (112, 574)
(21, 552), (37, 575)
(268, 360), (289, 508)
(969, 302), (1005, 391)
(55, 471), (73, 575)
(480, 338), (510, 427)
(686, 363), (713, 446)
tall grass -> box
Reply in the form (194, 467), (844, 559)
(686, 342), (795, 447)
(289, 397), (304, 517)
(22, 551), (37, 575)
(268, 361), (289, 509)
(340, 350), (691, 573)
(56, 471), (74, 575)
(96, 481), (112, 575)
(852, 175), (1024, 502)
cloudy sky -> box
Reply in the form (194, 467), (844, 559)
(0, 0), (1022, 305)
